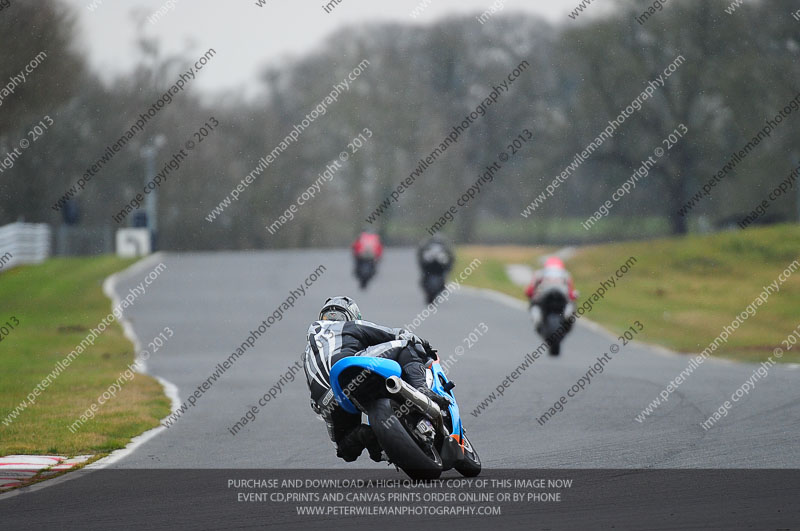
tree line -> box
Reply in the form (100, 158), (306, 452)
(0, 0), (797, 250)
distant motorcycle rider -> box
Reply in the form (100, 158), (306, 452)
(417, 235), (454, 277)
(352, 229), (383, 288)
(417, 235), (454, 302)
(352, 229), (383, 266)
(525, 257), (577, 330)
(303, 296), (450, 463)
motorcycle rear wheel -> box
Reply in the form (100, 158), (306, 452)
(548, 341), (561, 356)
(367, 398), (443, 480)
(544, 314), (563, 356)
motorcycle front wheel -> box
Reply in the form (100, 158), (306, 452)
(454, 433), (481, 477)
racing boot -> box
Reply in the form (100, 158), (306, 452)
(337, 424), (383, 462)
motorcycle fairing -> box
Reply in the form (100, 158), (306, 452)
(330, 356), (402, 414)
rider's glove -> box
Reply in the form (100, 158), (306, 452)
(421, 339), (437, 360)
(396, 330), (420, 344)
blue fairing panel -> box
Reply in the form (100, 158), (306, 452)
(330, 357), (402, 414)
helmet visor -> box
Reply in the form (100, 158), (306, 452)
(320, 306), (350, 321)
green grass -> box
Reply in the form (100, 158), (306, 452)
(386, 216), (696, 245)
(0, 257), (170, 456)
(454, 225), (800, 363)
(452, 245), (553, 299)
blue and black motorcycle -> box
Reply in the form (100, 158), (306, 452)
(329, 350), (481, 480)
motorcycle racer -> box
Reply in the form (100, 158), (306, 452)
(303, 296), (450, 463)
(525, 257), (577, 324)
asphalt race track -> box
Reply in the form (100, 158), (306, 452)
(2, 249), (799, 528)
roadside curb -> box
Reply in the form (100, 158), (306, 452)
(0, 455), (92, 492)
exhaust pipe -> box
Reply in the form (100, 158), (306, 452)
(385, 376), (443, 428)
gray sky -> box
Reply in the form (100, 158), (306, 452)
(61, 0), (600, 96)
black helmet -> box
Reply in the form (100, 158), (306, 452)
(319, 296), (362, 321)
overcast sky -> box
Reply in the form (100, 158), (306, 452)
(60, 0), (603, 96)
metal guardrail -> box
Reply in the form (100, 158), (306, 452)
(0, 222), (51, 272)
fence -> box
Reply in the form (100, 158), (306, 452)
(0, 222), (51, 271)
(55, 225), (114, 256)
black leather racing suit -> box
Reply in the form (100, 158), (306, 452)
(303, 319), (435, 462)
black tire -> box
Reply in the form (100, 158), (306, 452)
(357, 261), (374, 289)
(548, 341), (561, 356)
(454, 433), (482, 477)
(422, 274), (444, 304)
(367, 398), (442, 480)
(544, 314), (562, 356)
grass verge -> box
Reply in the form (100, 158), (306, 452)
(0, 256), (170, 456)
(454, 225), (800, 363)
